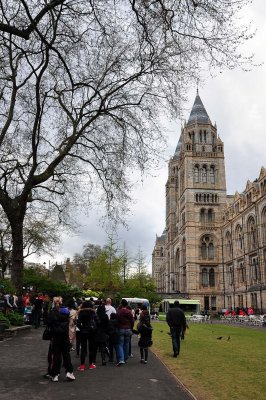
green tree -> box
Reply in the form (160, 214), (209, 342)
(121, 273), (161, 305)
(86, 236), (124, 294)
(0, 1), (254, 291)
(86, 252), (124, 293)
(23, 268), (82, 299)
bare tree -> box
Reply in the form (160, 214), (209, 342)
(0, 0), (254, 290)
(82, 243), (102, 264)
(0, 208), (61, 278)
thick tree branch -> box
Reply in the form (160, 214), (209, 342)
(0, 0), (66, 40)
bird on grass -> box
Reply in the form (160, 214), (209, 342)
(216, 336), (223, 340)
(227, 336), (231, 341)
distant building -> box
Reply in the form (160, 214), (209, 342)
(50, 262), (66, 283)
(152, 92), (266, 314)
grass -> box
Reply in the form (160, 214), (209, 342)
(151, 321), (266, 400)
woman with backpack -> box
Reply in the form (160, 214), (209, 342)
(47, 296), (76, 382)
(137, 305), (153, 364)
(76, 300), (98, 371)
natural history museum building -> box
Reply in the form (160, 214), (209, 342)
(152, 93), (266, 314)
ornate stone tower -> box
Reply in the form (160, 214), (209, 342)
(153, 92), (266, 313)
(156, 92), (228, 310)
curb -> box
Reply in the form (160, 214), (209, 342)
(3, 325), (32, 339)
(151, 348), (198, 400)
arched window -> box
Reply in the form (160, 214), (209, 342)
(202, 268), (208, 287)
(202, 165), (207, 183)
(201, 242), (207, 258)
(239, 262), (246, 283)
(251, 257), (259, 281)
(199, 130), (202, 143)
(235, 224), (243, 254)
(180, 170), (185, 193)
(175, 249), (180, 269)
(182, 238), (186, 265)
(200, 208), (206, 223)
(225, 231), (233, 259)
(201, 235), (215, 259)
(229, 266), (234, 285)
(208, 242), (214, 259)
(247, 216), (257, 251)
(261, 207), (266, 245)
(194, 165), (199, 183)
(210, 165), (215, 184)
(208, 208), (214, 222)
(209, 268), (215, 287)
(182, 266), (187, 292)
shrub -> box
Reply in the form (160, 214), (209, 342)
(6, 311), (24, 326)
(0, 312), (11, 329)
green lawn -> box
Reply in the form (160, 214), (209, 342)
(152, 321), (266, 400)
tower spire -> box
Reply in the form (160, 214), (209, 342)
(187, 91), (210, 125)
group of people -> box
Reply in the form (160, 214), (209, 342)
(44, 297), (154, 382)
(1, 290), (188, 378)
(224, 306), (254, 317)
(0, 290), (51, 329)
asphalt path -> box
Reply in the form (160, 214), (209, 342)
(0, 327), (196, 400)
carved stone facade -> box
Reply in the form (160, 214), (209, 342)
(152, 93), (266, 313)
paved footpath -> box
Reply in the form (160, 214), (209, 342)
(0, 327), (196, 400)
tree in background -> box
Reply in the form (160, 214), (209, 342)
(0, 208), (61, 278)
(120, 247), (161, 304)
(82, 244), (102, 264)
(23, 268), (82, 299)
(72, 243), (102, 275)
(0, 1), (254, 290)
(86, 236), (124, 293)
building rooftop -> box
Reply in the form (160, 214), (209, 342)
(187, 92), (210, 125)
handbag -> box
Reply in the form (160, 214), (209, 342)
(42, 326), (52, 340)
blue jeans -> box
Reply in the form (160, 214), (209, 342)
(116, 329), (131, 362)
(170, 327), (182, 354)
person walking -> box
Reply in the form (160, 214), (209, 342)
(104, 298), (116, 359)
(166, 301), (187, 357)
(115, 299), (134, 366)
(137, 305), (153, 364)
(31, 292), (43, 329)
(95, 303), (110, 365)
(105, 297), (116, 319)
(47, 297), (75, 382)
(67, 299), (77, 351)
(108, 312), (119, 363)
(76, 300), (98, 371)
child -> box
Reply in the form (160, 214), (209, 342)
(108, 312), (119, 363)
(137, 305), (153, 364)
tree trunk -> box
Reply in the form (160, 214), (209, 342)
(10, 217), (24, 293)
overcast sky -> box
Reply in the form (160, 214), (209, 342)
(28, 0), (266, 270)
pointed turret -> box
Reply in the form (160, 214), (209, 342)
(187, 92), (210, 125)
(173, 134), (182, 159)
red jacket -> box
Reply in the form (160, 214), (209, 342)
(116, 307), (134, 329)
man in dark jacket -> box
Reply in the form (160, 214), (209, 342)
(166, 301), (187, 357)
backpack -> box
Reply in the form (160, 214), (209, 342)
(79, 316), (97, 334)
(142, 314), (151, 326)
(88, 317), (97, 332)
